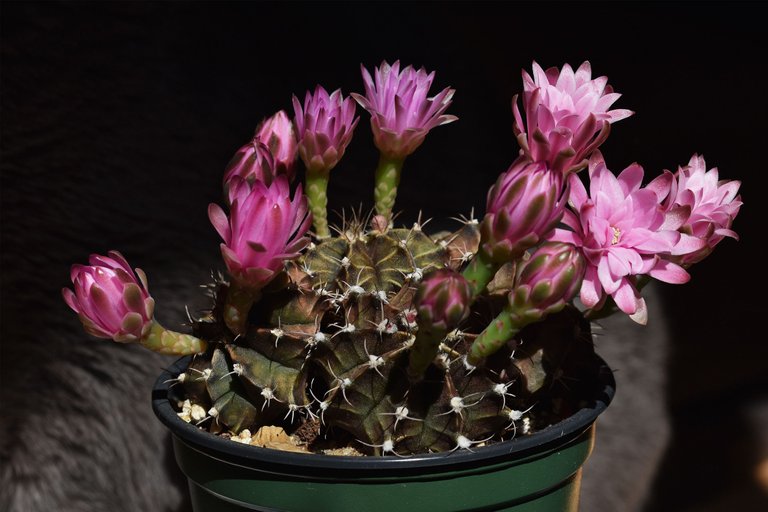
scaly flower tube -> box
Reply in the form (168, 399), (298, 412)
(293, 86), (358, 238)
(353, 60), (457, 221)
(513, 61), (633, 174)
(464, 157), (567, 296)
(209, 175), (311, 333)
(409, 269), (472, 376)
(468, 242), (585, 366)
(661, 154), (742, 265)
(62, 251), (206, 355)
(224, 140), (275, 188)
(550, 154), (701, 324)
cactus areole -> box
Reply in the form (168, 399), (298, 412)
(64, 60), (741, 511)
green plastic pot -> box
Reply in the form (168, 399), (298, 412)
(153, 356), (615, 512)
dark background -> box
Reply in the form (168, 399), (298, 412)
(2, 2), (767, 510)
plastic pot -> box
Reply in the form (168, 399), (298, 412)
(153, 355), (615, 512)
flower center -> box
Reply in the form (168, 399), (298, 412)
(611, 226), (621, 245)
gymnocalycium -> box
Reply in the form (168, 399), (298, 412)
(64, 60), (742, 455)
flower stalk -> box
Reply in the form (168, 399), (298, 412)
(374, 154), (404, 222)
(140, 321), (207, 356)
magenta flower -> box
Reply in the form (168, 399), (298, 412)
(415, 269), (472, 331)
(663, 155), (742, 265)
(512, 242), (586, 316)
(224, 139), (276, 187)
(208, 175), (311, 290)
(352, 60), (457, 159)
(513, 61), (633, 174)
(292, 86), (358, 173)
(480, 157), (567, 263)
(62, 251), (155, 342)
(550, 154), (695, 323)
(255, 110), (298, 180)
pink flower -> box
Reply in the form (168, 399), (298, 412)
(255, 110), (298, 179)
(352, 60), (457, 159)
(662, 155), (742, 265)
(550, 154), (694, 323)
(223, 139), (276, 186)
(62, 251), (155, 342)
(293, 86), (358, 173)
(513, 61), (633, 174)
(208, 175), (311, 290)
(480, 157), (567, 263)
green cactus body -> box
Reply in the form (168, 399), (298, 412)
(178, 219), (597, 455)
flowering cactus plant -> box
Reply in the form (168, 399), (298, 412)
(64, 60), (742, 456)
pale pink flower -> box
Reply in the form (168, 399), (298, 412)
(550, 154), (694, 323)
(480, 157), (567, 263)
(513, 61), (633, 174)
(352, 60), (457, 159)
(62, 251), (155, 342)
(208, 175), (311, 290)
(662, 155), (742, 265)
(293, 86), (358, 173)
(255, 110), (298, 179)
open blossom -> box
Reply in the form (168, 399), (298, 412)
(550, 154), (698, 323)
(208, 175), (311, 290)
(293, 86), (358, 173)
(255, 110), (298, 179)
(480, 157), (567, 263)
(352, 60), (457, 159)
(62, 251), (155, 342)
(661, 155), (742, 265)
(513, 61), (633, 174)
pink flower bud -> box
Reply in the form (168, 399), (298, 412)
(255, 110), (298, 180)
(511, 243), (585, 316)
(208, 175), (311, 290)
(352, 60), (457, 159)
(223, 139), (276, 187)
(415, 269), (472, 331)
(513, 61), (633, 174)
(480, 158), (567, 263)
(62, 251), (155, 342)
(293, 85), (358, 173)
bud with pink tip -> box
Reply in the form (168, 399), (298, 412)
(224, 140), (276, 187)
(513, 61), (633, 174)
(62, 251), (206, 354)
(511, 242), (585, 318)
(480, 158), (567, 264)
(62, 251), (155, 342)
(255, 110), (298, 179)
(409, 269), (472, 376)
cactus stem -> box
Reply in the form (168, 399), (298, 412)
(374, 154), (405, 222)
(408, 325), (447, 378)
(223, 280), (261, 335)
(467, 307), (521, 366)
(139, 321), (208, 355)
(462, 250), (499, 298)
(306, 168), (332, 238)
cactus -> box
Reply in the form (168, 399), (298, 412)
(64, 60), (741, 456)
(175, 218), (598, 455)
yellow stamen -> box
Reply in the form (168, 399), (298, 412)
(611, 227), (621, 245)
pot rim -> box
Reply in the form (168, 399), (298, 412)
(152, 354), (615, 472)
